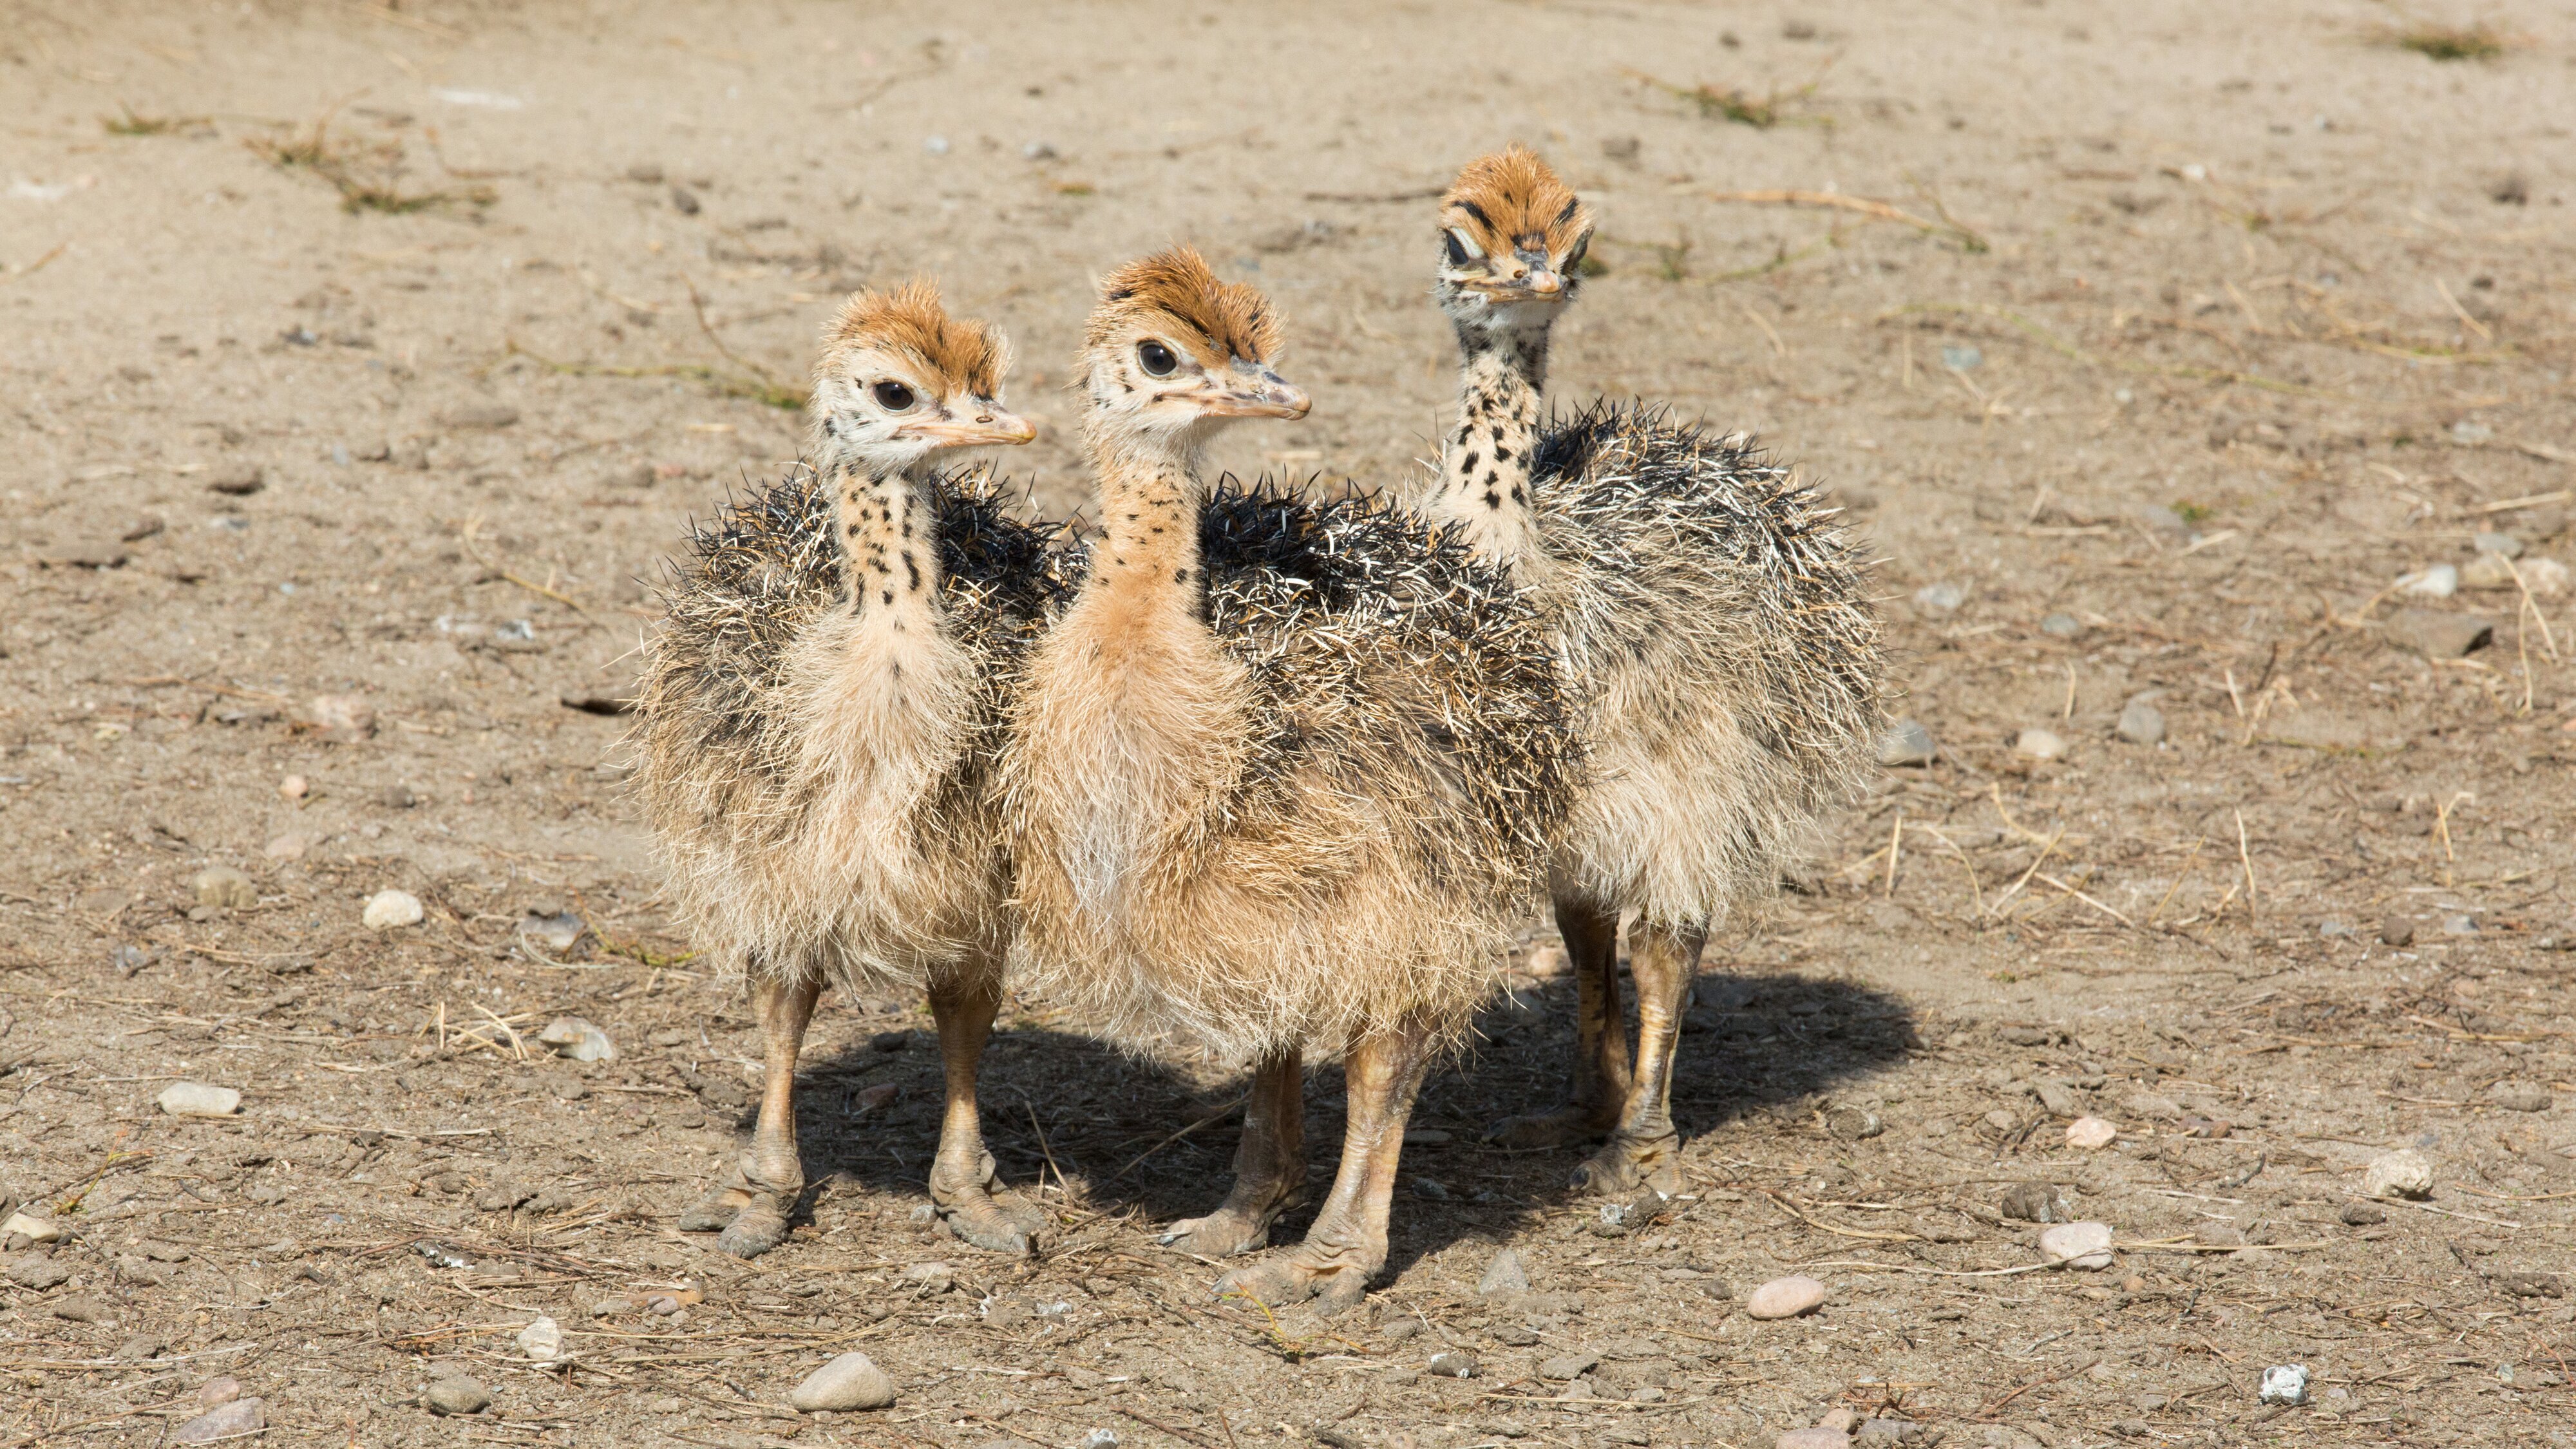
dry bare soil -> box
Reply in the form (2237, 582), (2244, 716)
(4, 3), (2575, 1447)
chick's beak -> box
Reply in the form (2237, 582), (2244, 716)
(1200, 365), (1310, 421)
(902, 404), (1037, 448)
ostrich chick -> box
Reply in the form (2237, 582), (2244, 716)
(635, 280), (1059, 1258)
(1429, 147), (1885, 1193)
(1003, 249), (1578, 1311)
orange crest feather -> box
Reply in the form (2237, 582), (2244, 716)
(817, 278), (1011, 397)
(1441, 145), (1593, 256)
(1088, 247), (1283, 368)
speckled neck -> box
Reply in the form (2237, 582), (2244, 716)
(1436, 322), (1549, 564)
(1081, 414), (1206, 612)
(831, 458), (942, 630)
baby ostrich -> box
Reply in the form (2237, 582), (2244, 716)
(1428, 146), (1886, 1193)
(634, 280), (1061, 1259)
(1002, 249), (1578, 1312)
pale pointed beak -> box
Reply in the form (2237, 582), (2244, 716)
(1464, 267), (1564, 299)
(901, 404), (1037, 448)
(1200, 365), (1311, 421)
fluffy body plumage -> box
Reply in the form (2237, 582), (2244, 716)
(634, 461), (1065, 989)
(1006, 476), (1573, 1059)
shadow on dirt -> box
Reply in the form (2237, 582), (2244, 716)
(756, 966), (1918, 1279)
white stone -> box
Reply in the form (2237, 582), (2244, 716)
(2066, 1116), (2118, 1150)
(1, 1211), (62, 1243)
(169, 1398), (265, 1444)
(363, 889), (424, 930)
(2014, 726), (2068, 761)
(790, 1352), (897, 1412)
(2523, 557), (2570, 597)
(2116, 699), (2166, 746)
(1744, 1274), (1827, 1320)
(2365, 1149), (2434, 1200)
(516, 1315), (564, 1362)
(2258, 1364), (2310, 1405)
(1477, 1247), (1530, 1296)
(156, 1081), (242, 1118)
(536, 1017), (615, 1062)
(2397, 563), (2458, 598)
(2039, 1221), (2115, 1269)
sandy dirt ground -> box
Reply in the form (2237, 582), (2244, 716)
(5, 1), (2576, 1446)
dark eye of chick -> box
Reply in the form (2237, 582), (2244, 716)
(1137, 340), (1177, 377)
(872, 381), (916, 411)
(1443, 231), (1472, 267)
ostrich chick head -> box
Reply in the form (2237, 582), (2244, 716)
(1079, 247), (1309, 444)
(808, 278), (1036, 472)
(1434, 145), (1596, 334)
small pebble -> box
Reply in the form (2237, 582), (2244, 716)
(2014, 727), (2067, 761)
(362, 890), (424, 931)
(536, 1017), (615, 1062)
(2380, 917), (2416, 947)
(422, 1376), (492, 1416)
(1913, 582), (1965, 613)
(1, 1211), (62, 1243)
(900, 1261), (955, 1293)
(2039, 1221), (2116, 1270)
(2039, 611), (2084, 638)
(1379, 1314), (1426, 1343)
(189, 866), (258, 910)
(197, 1376), (242, 1407)
(307, 694), (376, 736)
(169, 1399), (265, 1444)
(2066, 1116), (2117, 1150)
(2257, 1363), (2310, 1406)
(1825, 1106), (1882, 1141)
(1426, 1351), (1477, 1379)
(1999, 1182), (2068, 1222)
(518, 910), (587, 952)
(1876, 719), (1938, 767)
(2364, 1148), (2434, 1200)
(2461, 553), (2519, 589)
(791, 1352), (898, 1411)
(2337, 1202), (2387, 1226)
(262, 833), (308, 862)
(156, 1081), (242, 1118)
(1853, 1419), (1922, 1447)
(1477, 1247), (1530, 1296)
(1744, 1274), (1826, 1320)
(2472, 531), (2525, 559)
(2116, 699), (2167, 746)
(2383, 608), (2493, 659)
(1079, 1432), (1119, 1449)
(1776, 1430), (1850, 1449)
(2031, 1078), (2084, 1117)
(2487, 1082), (2552, 1113)
(278, 774), (308, 799)
(1539, 1351), (1600, 1381)
(2396, 563), (2459, 599)
(922, 135), (952, 155)
(516, 1314), (564, 1361)
(376, 784), (416, 810)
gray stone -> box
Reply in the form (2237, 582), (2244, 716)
(157, 1081), (242, 1118)
(1776, 1430), (1851, 1449)
(170, 1399), (265, 1444)
(2116, 700), (2166, 746)
(7, 1253), (71, 1289)
(2488, 1082), (2553, 1113)
(1427, 1351), (1476, 1378)
(438, 404), (520, 430)
(1913, 583), (1965, 613)
(205, 465), (266, 497)
(189, 867), (258, 909)
(2032, 1079), (2085, 1119)
(112, 1333), (167, 1360)
(1877, 719), (1937, 767)
(1477, 1247), (1530, 1296)
(2338, 1202), (2386, 1226)
(197, 1376), (243, 1406)
(2000, 1182), (2069, 1222)
(2472, 531), (2525, 558)
(2039, 612), (2084, 638)
(2257, 1364), (2309, 1406)
(519, 911), (586, 952)
(422, 1376), (491, 1416)
(791, 1352), (897, 1411)
(50, 1294), (112, 1323)
(1855, 1419), (1922, 1446)
(537, 1017), (615, 1063)
(2384, 609), (2492, 659)
(1379, 1314), (1426, 1343)
(1539, 1352), (1600, 1381)
(1825, 1106), (1883, 1141)
(2380, 918), (2416, 947)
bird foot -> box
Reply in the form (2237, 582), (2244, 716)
(678, 1159), (802, 1259)
(1157, 1188), (1304, 1260)
(1567, 1128), (1683, 1197)
(1213, 1237), (1378, 1318)
(1484, 1101), (1619, 1151)
(716, 1194), (793, 1259)
(932, 1187), (1047, 1256)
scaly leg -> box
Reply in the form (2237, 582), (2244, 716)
(1570, 918), (1702, 1196)
(923, 964), (1046, 1256)
(1215, 1028), (1434, 1316)
(1159, 1051), (1307, 1258)
(676, 971), (822, 1258)
(1487, 895), (1628, 1148)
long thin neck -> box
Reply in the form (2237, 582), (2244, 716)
(831, 457), (942, 630)
(1081, 414), (1204, 612)
(1435, 320), (1549, 563)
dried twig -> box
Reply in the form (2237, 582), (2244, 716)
(1703, 188), (1985, 251)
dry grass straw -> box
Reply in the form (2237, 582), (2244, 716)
(1624, 62), (1833, 129)
(500, 276), (808, 411)
(102, 104), (208, 137)
(249, 106), (495, 214)
(2375, 20), (2508, 61)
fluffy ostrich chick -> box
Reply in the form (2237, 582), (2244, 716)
(1428, 146), (1886, 1193)
(1002, 249), (1580, 1312)
(634, 281), (1060, 1258)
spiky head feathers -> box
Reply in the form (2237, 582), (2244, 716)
(1079, 248), (1307, 433)
(1436, 146), (1595, 326)
(809, 279), (1033, 466)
